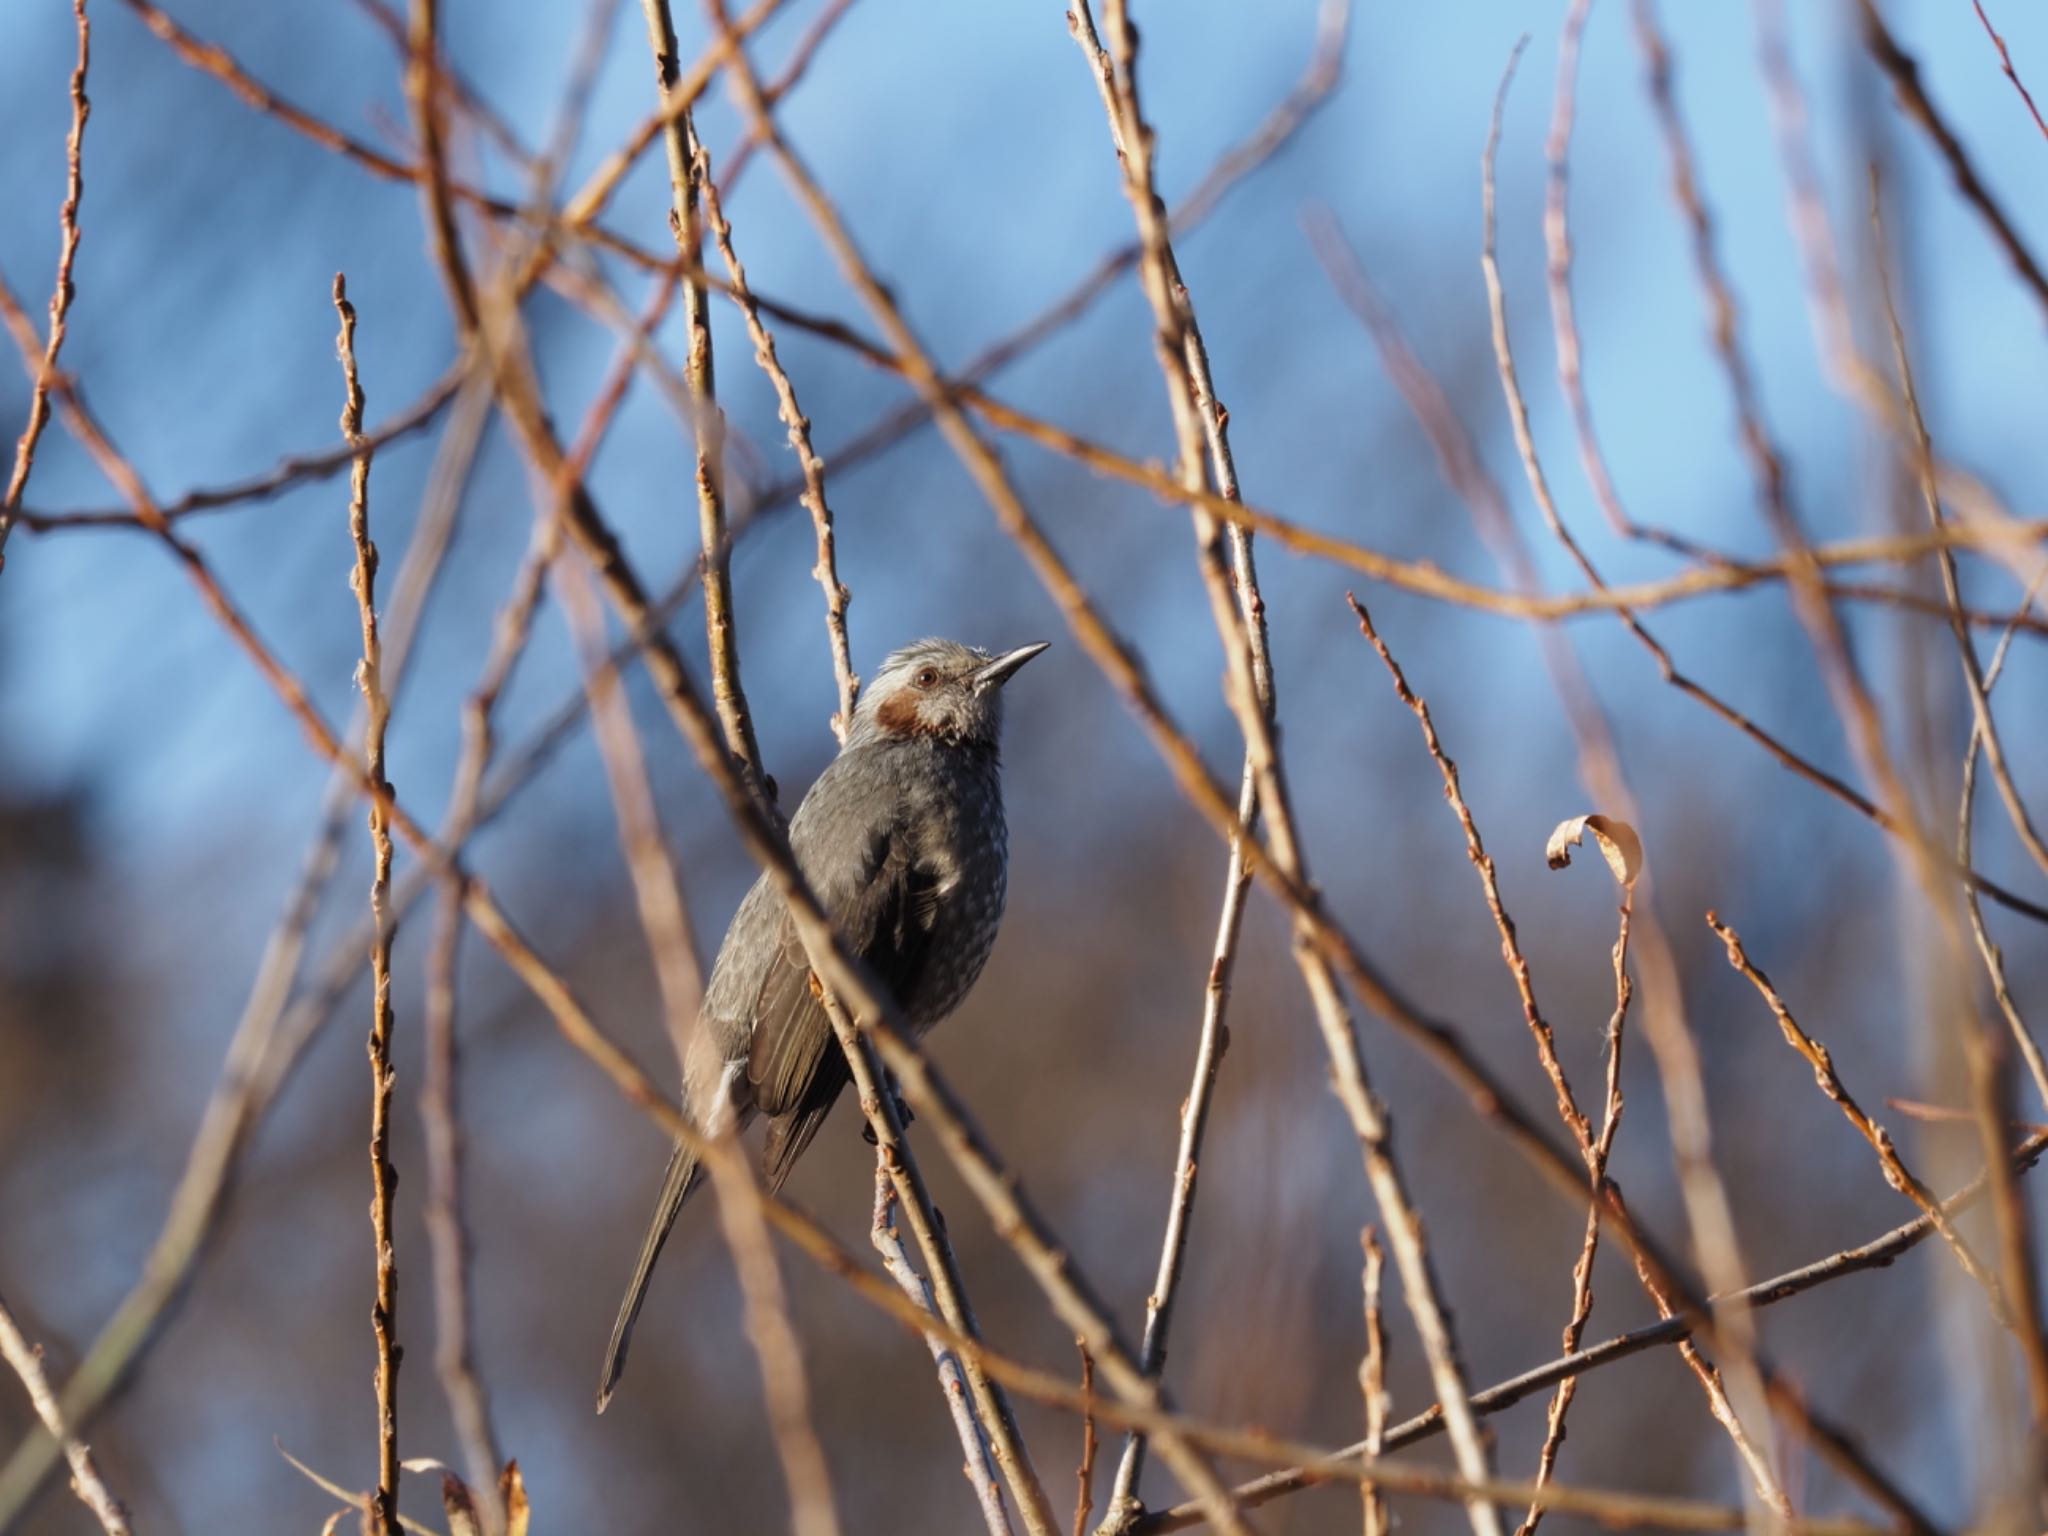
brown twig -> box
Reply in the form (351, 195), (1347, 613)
(542, 268), (705, 1064)
(1969, 0), (2048, 141)
(1074, 1344), (1098, 1536)
(873, 1168), (1013, 1536)
(1359, 1230), (1388, 1536)
(0, 0), (89, 573)
(337, 273), (402, 1536)
(695, 131), (859, 739)
(637, 0), (769, 806)
(1708, 913), (2013, 1309)
(0, 1292), (129, 1535)
(15, 363), (467, 530)
(557, 550), (706, 1062)
(1342, 593), (1631, 1536)
(1520, 879), (1632, 1536)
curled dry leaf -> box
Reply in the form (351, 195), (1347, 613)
(440, 1471), (484, 1536)
(1546, 813), (1642, 888)
(500, 1460), (530, 1536)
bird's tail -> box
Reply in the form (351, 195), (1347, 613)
(596, 1136), (702, 1413)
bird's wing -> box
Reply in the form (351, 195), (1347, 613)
(747, 816), (942, 1190)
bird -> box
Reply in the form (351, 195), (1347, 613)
(597, 635), (1049, 1411)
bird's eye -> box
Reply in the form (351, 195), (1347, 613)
(913, 667), (941, 689)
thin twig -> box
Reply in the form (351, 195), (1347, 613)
(1969, 0), (2048, 141)
(639, 0), (769, 806)
(337, 273), (402, 1536)
(1359, 1231), (1387, 1536)
(1074, 1344), (1098, 1536)
(15, 363), (467, 530)
(0, 1292), (129, 1535)
(695, 131), (858, 739)
(1342, 593), (1629, 1536)
(873, 1167), (1013, 1536)
(0, 0), (89, 573)
(1708, 913), (2011, 1311)
(1519, 883), (1631, 1536)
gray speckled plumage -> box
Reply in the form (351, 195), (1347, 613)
(599, 638), (1046, 1411)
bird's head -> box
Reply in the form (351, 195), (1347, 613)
(849, 637), (1049, 751)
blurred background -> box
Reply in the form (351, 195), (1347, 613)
(3, 0), (2047, 1530)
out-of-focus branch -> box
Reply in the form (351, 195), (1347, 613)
(1859, 0), (2048, 319)
(0, 0), (89, 573)
(1960, 568), (2048, 1114)
(0, 1293), (129, 1536)
(701, 1135), (845, 1536)
(1871, 202), (2048, 1432)
(719, 0), (863, 194)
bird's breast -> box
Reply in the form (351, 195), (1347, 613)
(902, 760), (1009, 1030)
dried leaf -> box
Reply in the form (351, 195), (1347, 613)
(440, 1472), (484, 1536)
(501, 1460), (530, 1536)
(1546, 813), (1642, 888)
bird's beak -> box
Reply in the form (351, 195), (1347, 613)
(972, 641), (1050, 692)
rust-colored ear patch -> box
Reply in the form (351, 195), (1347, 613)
(875, 691), (935, 738)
